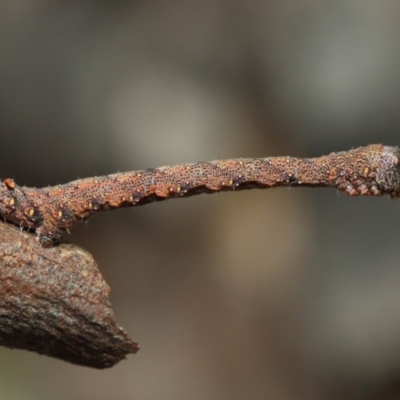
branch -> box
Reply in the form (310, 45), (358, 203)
(0, 221), (139, 369)
(1, 144), (398, 368)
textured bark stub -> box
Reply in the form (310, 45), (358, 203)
(0, 222), (139, 369)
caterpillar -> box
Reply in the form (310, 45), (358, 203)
(0, 144), (399, 246)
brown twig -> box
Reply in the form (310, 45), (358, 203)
(1, 144), (399, 368)
(0, 221), (139, 368)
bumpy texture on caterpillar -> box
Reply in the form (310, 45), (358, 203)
(0, 144), (399, 247)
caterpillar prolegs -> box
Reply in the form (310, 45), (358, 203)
(0, 144), (399, 246)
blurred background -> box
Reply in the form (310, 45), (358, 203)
(1, 1), (400, 399)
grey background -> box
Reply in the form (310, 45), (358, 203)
(1, 1), (400, 399)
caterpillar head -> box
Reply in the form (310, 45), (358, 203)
(376, 146), (400, 199)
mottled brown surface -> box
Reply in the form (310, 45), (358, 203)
(0, 222), (139, 368)
(0, 144), (399, 246)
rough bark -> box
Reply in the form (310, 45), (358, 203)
(0, 221), (139, 369)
